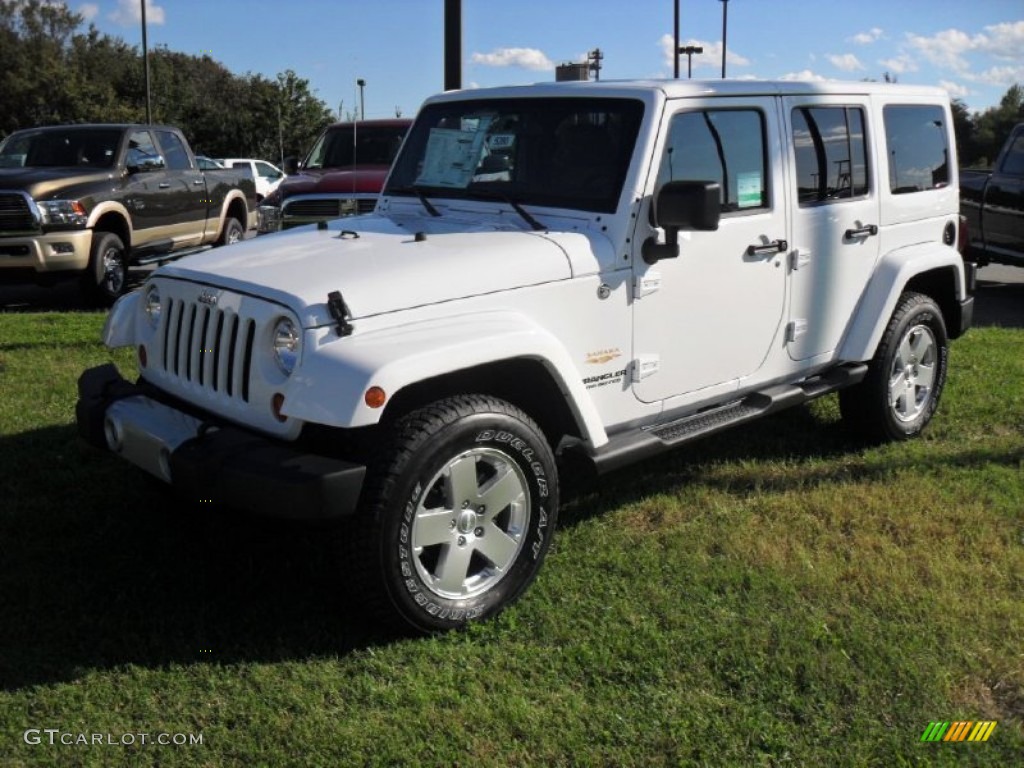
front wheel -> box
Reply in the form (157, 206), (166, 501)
(346, 395), (559, 633)
(840, 291), (949, 441)
(81, 231), (127, 306)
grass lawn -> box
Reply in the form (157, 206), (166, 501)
(0, 309), (1021, 767)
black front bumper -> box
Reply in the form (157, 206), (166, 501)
(76, 364), (366, 520)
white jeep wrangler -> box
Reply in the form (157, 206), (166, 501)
(77, 80), (974, 632)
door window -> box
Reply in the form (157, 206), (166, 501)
(657, 109), (769, 212)
(792, 106), (868, 205)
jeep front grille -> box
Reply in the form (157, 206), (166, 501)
(0, 192), (38, 233)
(159, 297), (256, 402)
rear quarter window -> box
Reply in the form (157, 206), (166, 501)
(883, 105), (950, 194)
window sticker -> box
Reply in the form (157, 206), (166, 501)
(737, 172), (762, 208)
(415, 116), (493, 188)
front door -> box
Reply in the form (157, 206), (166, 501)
(632, 98), (788, 403)
(783, 96), (880, 361)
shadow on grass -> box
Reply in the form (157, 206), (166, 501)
(2, 407), (1019, 691)
(559, 404), (1024, 526)
(0, 425), (394, 691)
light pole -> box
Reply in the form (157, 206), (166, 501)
(720, 0), (729, 79)
(679, 45), (703, 79)
(357, 79), (366, 120)
(673, 0), (679, 79)
(140, 0), (151, 123)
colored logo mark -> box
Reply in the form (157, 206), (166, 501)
(920, 721), (997, 742)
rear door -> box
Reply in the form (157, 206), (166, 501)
(153, 129), (206, 247)
(983, 126), (1024, 258)
(783, 96), (878, 361)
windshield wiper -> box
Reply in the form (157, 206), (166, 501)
(390, 185), (441, 217)
(472, 190), (545, 231)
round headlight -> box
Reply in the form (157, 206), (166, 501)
(272, 317), (300, 376)
(144, 284), (162, 328)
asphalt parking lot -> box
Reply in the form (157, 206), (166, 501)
(2, 263), (1022, 326)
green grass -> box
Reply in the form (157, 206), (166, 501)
(0, 311), (1021, 767)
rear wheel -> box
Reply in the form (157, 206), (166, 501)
(81, 231), (127, 306)
(344, 395), (558, 633)
(840, 292), (949, 441)
(217, 217), (244, 246)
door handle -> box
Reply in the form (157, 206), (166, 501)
(844, 224), (878, 240)
(192, 179), (205, 186)
(746, 239), (788, 257)
(158, 182), (171, 189)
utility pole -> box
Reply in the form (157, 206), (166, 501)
(588, 48), (604, 81)
(720, 0), (729, 78)
(140, 0), (152, 123)
(357, 79), (366, 120)
(444, 0), (462, 90)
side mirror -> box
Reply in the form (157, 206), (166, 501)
(126, 149), (166, 174)
(642, 180), (721, 264)
(283, 156), (299, 175)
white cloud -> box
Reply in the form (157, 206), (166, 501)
(78, 3), (99, 22)
(906, 22), (1024, 76)
(470, 47), (553, 71)
(849, 28), (883, 45)
(658, 35), (750, 74)
(939, 80), (970, 99)
(878, 54), (918, 75)
(973, 64), (1024, 86)
(779, 70), (828, 82)
(109, 0), (165, 27)
(826, 53), (865, 72)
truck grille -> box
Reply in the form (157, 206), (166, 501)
(0, 192), (38, 233)
(158, 297), (256, 401)
(282, 196), (376, 219)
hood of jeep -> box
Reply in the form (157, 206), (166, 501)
(158, 215), (574, 326)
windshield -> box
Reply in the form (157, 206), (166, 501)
(385, 97), (644, 214)
(0, 128), (122, 169)
(303, 124), (407, 170)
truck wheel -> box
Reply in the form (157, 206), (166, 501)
(82, 231), (127, 306)
(840, 292), (948, 441)
(217, 217), (244, 246)
(347, 395), (558, 633)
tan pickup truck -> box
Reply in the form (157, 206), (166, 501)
(0, 123), (257, 304)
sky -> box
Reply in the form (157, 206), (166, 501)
(73, 0), (1024, 120)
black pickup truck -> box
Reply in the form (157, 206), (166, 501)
(961, 122), (1024, 268)
(0, 124), (257, 303)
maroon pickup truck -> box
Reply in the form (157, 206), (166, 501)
(258, 118), (411, 232)
(961, 122), (1024, 268)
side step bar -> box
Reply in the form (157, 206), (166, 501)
(580, 363), (868, 476)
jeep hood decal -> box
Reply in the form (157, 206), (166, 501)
(158, 216), (574, 326)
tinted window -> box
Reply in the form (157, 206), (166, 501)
(658, 109), (768, 212)
(305, 125), (409, 169)
(155, 131), (190, 171)
(884, 105), (950, 193)
(999, 133), (1024, 176)
(792, 106), (869, 205)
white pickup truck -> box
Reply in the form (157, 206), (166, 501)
(78, 79), (974, 633)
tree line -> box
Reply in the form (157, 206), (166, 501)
(953, 84), (1024, 168)
(0, 0), (334, 163)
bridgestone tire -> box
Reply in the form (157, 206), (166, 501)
(346, 395), (559, 633)
(217, 217), (244, 246)
(840, 291), (949, 442)
(81, 231), (127, 306)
